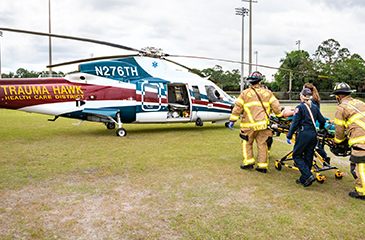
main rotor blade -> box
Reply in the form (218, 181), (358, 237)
(163, 58), (216, 83)
(47, 54), (139, 68)
(0, 27), (142, 53)
(168, 54), (326, 78)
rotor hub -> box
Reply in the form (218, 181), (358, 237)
(140, 47), (165, 58)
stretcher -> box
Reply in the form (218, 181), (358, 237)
(269, 115), (350, 183)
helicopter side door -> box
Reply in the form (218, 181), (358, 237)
(136, 82), (167, 122)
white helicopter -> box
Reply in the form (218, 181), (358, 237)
(0, 28), (238, 136)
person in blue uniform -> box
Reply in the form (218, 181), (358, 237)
(303, 83), (331, 163)
(286, 88), (326, 187)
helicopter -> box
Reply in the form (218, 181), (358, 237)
(0, 28), (328, 137)
(0, 28), (239, 136)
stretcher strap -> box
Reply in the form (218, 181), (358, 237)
(304, 103), (317, 132)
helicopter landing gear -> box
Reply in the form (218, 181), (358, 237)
(116, 128), (127, 137)
(106, 122), (116, 130)
(196, 117), (203, 127)
(107, 111), (127, 137)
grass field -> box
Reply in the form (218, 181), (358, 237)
(1, 104), (365, 239)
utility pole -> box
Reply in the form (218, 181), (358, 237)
(49, 0), (52, 77)
(242, 0), (258, 75)
(235, 7), (249, 92)
(0, 31), (2, 79)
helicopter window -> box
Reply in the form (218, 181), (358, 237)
(167, 84), (189, 105)
(144, 84), (159, 102)
(192, 86), (201, 100)
(205, 85), (223, 102)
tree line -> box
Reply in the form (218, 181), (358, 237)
(1, 68), (65, 78)
(193, 39), (365, 94)
(2, 39), (364, 95)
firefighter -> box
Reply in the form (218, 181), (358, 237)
(228, 71), (282, 173)
(286, 88), (326, 187)
(332, 82), (365, 200)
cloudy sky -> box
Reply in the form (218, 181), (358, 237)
(1, 0), (364, 81)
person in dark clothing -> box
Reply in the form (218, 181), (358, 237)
(303, 83), (331, 163)
(287, 88), (326, 187)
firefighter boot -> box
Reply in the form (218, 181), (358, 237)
(240, 164), (254, 170)
(349, 191), (365, 200)
(255, 167), (267, 173)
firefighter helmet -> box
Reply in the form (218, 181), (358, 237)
(247, 71), (263, 84)
(331, 82), (354, 96)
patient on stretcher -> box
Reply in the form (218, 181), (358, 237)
(276, 107), (335, 132)
(281, 107), (294, 119)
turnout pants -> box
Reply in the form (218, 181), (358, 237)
(240, 128), (272, 169)
(352, 163), (365, 196)
(350, 145), (365, 196)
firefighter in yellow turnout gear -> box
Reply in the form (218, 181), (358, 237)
(229, 71), (282, 173)
(332, 82), (365, 200)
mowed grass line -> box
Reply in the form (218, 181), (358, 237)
(0, 106), (365, 239)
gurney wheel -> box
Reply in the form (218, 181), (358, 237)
(335, 170), (344, 180)
(316, 173), (326, 184)
(275, 160), (282, 171)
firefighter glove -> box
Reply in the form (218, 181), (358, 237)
(228, 121), (235, 131)
(286, 138), (292, 144)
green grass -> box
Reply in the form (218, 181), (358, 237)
(1, 106), (365, 239)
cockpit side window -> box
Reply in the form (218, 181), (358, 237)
(192, 86), (201, 100)
(205, 85), (223, 102)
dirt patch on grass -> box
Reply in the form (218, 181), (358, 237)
(0, 176), (182, 239)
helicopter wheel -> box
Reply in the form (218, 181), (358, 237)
(106, 122), (116, 130)
(116, 128), (127, 137)
(196, 118), (203, 127)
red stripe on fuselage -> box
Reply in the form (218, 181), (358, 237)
(0, 78), (136, 109)
(191, 99), (232, 110)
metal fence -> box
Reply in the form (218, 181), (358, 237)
(228, 91), (365, 101)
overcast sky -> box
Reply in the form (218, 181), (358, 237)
(1, 0), (364, 81)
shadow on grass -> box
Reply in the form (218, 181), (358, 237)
(50, 123), (230, 138)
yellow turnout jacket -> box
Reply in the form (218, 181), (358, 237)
(230, 84), (282, 131)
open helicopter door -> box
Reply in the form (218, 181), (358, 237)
(167, 83), (192, 122)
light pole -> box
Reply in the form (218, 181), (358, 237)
(235, 7), (249, 91)
(0, 30), (2, 79)
(254, 51), (258, 71)
(242, 0), (258, 75)
(296, 40), (301, 50)
(49, 0), (52, 77)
